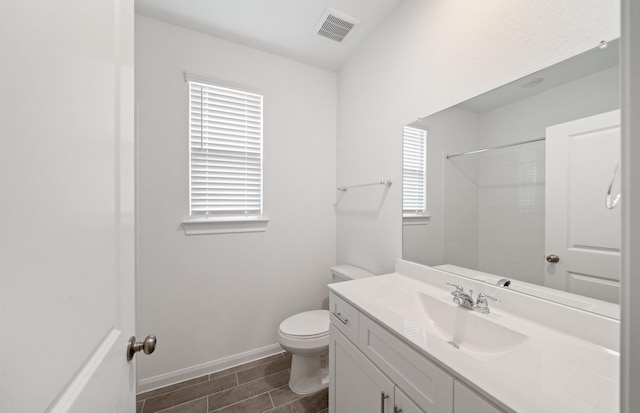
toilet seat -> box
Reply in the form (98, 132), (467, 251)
(277, 310), (330, 353)
(279, 330), (328, 340)
(278, 310), (329, 338)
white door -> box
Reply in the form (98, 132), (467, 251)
(0, 0), (138, 412)
(545, 110), (621, 303)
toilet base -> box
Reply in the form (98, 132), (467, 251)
(288, 351), (329, 395)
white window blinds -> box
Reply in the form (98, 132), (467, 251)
(188, 78), (263, 218)
(403, 126), (427, 216)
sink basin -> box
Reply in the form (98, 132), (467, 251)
(377, 291), (528, 359)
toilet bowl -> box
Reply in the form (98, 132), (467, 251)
(277, 310), (330, 395)
(277, 265), (375, 394)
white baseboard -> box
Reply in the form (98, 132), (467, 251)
(136, 343), (284, 394)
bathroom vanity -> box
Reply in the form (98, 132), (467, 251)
(328, 260), (619, 413)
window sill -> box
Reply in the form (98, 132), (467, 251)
(403, 215), (431, 226)
(182, 217), (269, 235)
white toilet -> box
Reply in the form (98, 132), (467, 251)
(277, 264), (375, 395)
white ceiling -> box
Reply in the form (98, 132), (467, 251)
(135, 0), (405, 71)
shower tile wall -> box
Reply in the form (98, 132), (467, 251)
(443, 153), (480, 269)
(136, 352), (328, 413)
(477, 143), (545, 284)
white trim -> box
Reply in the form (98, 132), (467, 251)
(184, 72), (263, 95)
(402, 215), (431, 226)
(182, 217), (269, 235)
(48, 329), (121, 412)
(136, 343), (283, 394)
(621, 1), (640, 411)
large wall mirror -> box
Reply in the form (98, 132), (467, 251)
(402, 39), (621, 319)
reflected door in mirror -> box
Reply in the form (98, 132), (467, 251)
(545, 110), (621, 303)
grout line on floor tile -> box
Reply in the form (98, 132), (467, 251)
(209, 391), (270, 413)
(155, 396), (207, 413)
(267, 389), (275, 410)
(139, 379), (207, 404)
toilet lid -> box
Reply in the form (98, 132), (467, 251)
(279, 310), (329, 337)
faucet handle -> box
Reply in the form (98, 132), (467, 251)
(475, 293), (499, 314)
(477, 293), (499, 302)
(446, 283), (464, 294)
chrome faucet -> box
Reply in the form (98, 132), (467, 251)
(446, 283), (475, 310)
(446, 283), (499, 314)
(496, 278), (511, 288)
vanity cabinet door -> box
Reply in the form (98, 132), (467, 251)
(330, 325), (395, 413)
(395, 386), (427, 413)
(453, 381), (505, 413)
(359, 315), (454, 413)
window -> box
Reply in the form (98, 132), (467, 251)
(402, 126), (427, 219)
(183, 74), (267, 235)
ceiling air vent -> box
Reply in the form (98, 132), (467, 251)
(315, 8), (359, 43)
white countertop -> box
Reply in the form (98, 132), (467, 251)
(329, 269), (619, 413)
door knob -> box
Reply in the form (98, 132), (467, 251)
(546, 255), (560, 263)
(127, 334), (157, 361)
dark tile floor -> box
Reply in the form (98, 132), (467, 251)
(136, 352), (328, 413)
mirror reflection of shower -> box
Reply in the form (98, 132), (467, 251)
(444, 139), (545, 285)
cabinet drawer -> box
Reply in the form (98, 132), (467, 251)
(359, 315), (454, 413)
(330, 293), (360, 345)
(454, 381), (505, 413)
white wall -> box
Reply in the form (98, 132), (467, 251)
(337, 0), (620, 274)
(135, 16), (337, 390)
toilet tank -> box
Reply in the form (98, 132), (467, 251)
(330, 264), (375, 283)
